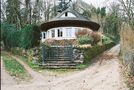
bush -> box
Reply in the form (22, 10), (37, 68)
(1, 23), (40, 50)
(20, 24), (40, 49)
(82, 42), (115, 63)
(11, 47), (23, 56)
(1, 23), (18, 50)
(103, 13), (121, 43)
(102, 35), (113, 44)
(77, 36), (93, 45)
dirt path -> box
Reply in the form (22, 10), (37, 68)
(10, 55), (47, 84)
(49, 45), (128, 90)
(1, 45), (128, 90)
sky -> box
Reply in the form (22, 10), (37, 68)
(82, 0), (116, 8)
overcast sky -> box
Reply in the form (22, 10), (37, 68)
(82, 0), (116, 8)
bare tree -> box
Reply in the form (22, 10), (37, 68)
(42, 0), (52, 21)
(118, 0), (134, 23)
(5, 0), (22, 29)
(24, 0), (32, 24)
(1, 0), (7, 22)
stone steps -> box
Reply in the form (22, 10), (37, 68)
(45, 60), (72, 64)
(41, 46), (74, 68)
(39, 63), (76, 69)
(46, 58), (70, 60)
(47, 56), (71, 59)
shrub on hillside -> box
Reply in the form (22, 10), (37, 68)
(77, 36), (94, 45)
(79, 43), (115, 63)
(91, 32), (101, 44)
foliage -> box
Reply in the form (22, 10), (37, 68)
(76, 64), (87, 69)
(96, 7), (100, 15)
(103, 13), (121, 43)
(6, 0), (22, 28)
(82, 43), (115, 63)
(44, 39), (77, 46)
(130, 18), (134, 30)
(91, 32), (101, 44)
(82, 10), (91, 19)
(102, 35), (113, 44)
(1, 23), (19, 50)
(20, 24), (40, 49)
(95, 7), (106, 19)
(1, 23), (40, 50)
(2, 52), (28, 78)
(77, 36), (94, 45)
(17, 55), (40, 71)
(94, 7), (106, 32)
(9, 48), (40, 71)
(11, 48), (23, 56)
(100, 7), (106, 18)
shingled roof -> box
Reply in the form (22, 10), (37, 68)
(41, 8), (100, 31)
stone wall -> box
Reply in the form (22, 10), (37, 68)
(73, 43), (115, 64)
(11, 47), (41, 64)
(72, 47), (84, 64)
(32, 47), (41, 64)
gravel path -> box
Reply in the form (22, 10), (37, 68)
(1, 44), (128, 90)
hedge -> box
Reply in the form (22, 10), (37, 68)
(81, 43), (115, 63)
(1, 23), (40, 50)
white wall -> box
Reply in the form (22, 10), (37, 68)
(61, 12), (76, 18)
(41, 27), (78, 42)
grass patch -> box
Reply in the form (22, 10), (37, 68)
(2, 52), (31, 81)
(15, 55), (40, 71)
(76, 64), (87, 69)
(14, 55), (80, 74)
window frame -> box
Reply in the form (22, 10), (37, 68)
(58, 29), (63, 37)
(51, 29), (55, 38)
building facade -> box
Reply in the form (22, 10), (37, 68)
(41, 7), (100, 42)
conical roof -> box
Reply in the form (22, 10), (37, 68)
(41, 8), (100, 31)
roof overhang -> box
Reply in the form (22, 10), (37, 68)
(40, 19), (100, 31)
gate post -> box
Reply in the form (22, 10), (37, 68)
(42, 45), (46, 64)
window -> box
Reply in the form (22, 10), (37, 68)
(51, 30), (55, 38)
(66, 28), (72, 37)
(48, 31), (50, 38)
(58, 29), (63, 37)
(65, 12), (68, 17)
(43, 32), (46, 38)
